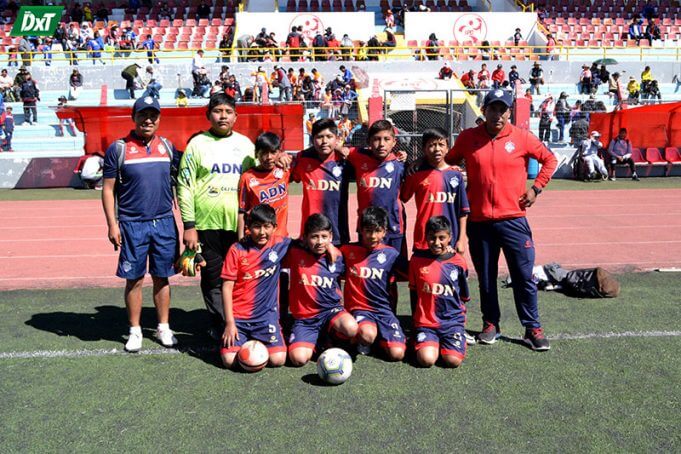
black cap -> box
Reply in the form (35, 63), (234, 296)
(483, 89), (513, 108)
(132, 96), (161, 115)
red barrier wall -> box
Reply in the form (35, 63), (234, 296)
(57, 103), (305, 154)
(589, 102), (681, 148)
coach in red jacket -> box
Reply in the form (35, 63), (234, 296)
(446, 89), (557, 351)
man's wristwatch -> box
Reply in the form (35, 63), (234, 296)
(531, 185), (542, 196)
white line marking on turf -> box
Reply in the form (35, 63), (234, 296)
(1, 331), (680, 360)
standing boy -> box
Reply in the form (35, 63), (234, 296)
(2, 106), (14, 151)
(101, 96), (180, 352)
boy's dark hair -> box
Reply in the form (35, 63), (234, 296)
(367, 119), (395, 139)
(619, 127), (627, 133)
(311, 118), (338, 137)
(425, 216), (452, 236)
(255, 131), (281, 154)
(207, 92), (236, 114)
(422, 128), (449, 148)
(247, 204), (277, 227)
(360, 206), (388, 231)
(304, 213), (333, 236)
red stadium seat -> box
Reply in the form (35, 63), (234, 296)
(665, 147), (681, 163)
(646, 148), (667, 165)
(631, 148), (647, 164)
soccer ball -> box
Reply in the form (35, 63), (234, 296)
(237, 340), (269, 372)
(316, 348), (353, 385)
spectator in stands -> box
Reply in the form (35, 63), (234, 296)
(57, 96), (76, 137)
(385, 9), (395, 30)
(554, 92), (570, 142)
(54, 23), (67, 53)
(477, 63), (490, 89)
(641, 79), (661, 103)
(673, 73), (681, 93)
(641, 0), (655, 21)
(579, 131), (608, 180)
(609, 72), (625, 107)
(578, 64), (592, 95)
(0, 69), (14, 102)
(321, 87), (334, 118)
(192, 49), (207, 79)
(646, 18), (661, 42)
(218, 35), (232, 63)
(513, 28), (523, 46)
(480, 40), (495, 61)
(65, 24), (81, 65)
(627, 76), (640, 104)
(367, 35), (382, 61)
(86, 34), (106, 65)
(142, 66), (162, 99)
(384, 29), (397, 50)
(83, 2), (93, 22)
(20, 72), (39, 125)
(491, 64), (505, 89)
(141, 34), (160, 65)
(197, 0), (211, 19)
(176, 90), (188, 107)
(589, 63), (601, 93)
(582, 94), (597, 113)
(119, 26), (137, 58)
(12, 66), (28, 101)
(69, 68), (83, 100)
(340, 84), (358, 118)
(569, 111), (589, 147)
(312, 31), (328, 61)
(340, 34), (354, 60)
(209, 80), (223, 96)
(538, 93), (554, 143)
(599, 65), (610, 86)
(529, 62), (544, 95)
(327, 35), (341, 61)
(545, 33), (557, 61)
(96, 4), (109, 24)
(80, 23), (94, 42)
(252, 66), (269, 103)
(569, 100), (581, 121)
(640, 65), (653, 91)
(193, 72), (212, 98)
(425, 33), (440, 61)
(606, 128), (639, 181)
(327, 74), (344, 94)
(18, 36), (31, 67)
(339, 65), (353, 85)
(628, 17), (644, 44)
(121, 61), (143, 99)
(71, 3), (84, 24)
(438, 62), (453, 80)
(38, 38), (53, 67)
(224, 74), (242, 101)
(461, 69), (476, 92)
(536, 6), (548, 24)
(2, 106), (14, 151)
(286, 27), (302, 61)
(236, 34), (254, 62)
(273, 65), (292, 101)
(508, 64), (521, 86)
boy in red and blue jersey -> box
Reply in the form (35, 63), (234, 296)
(285, 213), (358, 366)
(341, 207), (406, 361)
(291, 118), (350, 246)
(400, 128), (470, 254)
(409, 216), (470, 368)
(220, 204), (291, 369)
(346, 120), (407, 259)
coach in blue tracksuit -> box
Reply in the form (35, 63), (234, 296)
(447, 90), (558, 351)
(101, 96), (180, 353)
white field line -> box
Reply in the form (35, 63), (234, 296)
(1, 331), (680, 360)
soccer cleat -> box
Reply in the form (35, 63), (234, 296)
(523, 327), (550, 351)
(477, 322), (501, 345)
(632, 173), (640, 181)
(125, 329), (143, 352)
(464, 331), (477, 345)
(608, 176), (616, 181)
(156, 325), (178, 348)
(356, 343), (371, 355)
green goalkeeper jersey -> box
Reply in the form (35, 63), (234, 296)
(177, 130), (255, 231)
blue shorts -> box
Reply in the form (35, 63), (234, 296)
(288, 307), (347, 351)
(414, 324), (467, 360)
(117, 217), (179, 280)
(220, 310), (286, 354)
(353, 310), (406, 348)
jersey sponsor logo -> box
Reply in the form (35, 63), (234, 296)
(242, 265), (277, 280)
(210, 162), (243, 174)
(305, 179), (340, 191)
(505, 141), (516, 153)
(421, 282), (457, 296)
(385, 162), (395, 173)
(359, 176), (393, 189)
(300, 273), (335, 288)
(259, 183), (287, 202)
(350, 266), (385, 280)
(428, 192), (457, 203)
(377, 252), (387, 264)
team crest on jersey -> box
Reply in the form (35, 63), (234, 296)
(274, 168), (284, 179)
(348, 252), (355, 260)
(249, 177), (260, 187)
(449, 177), (459, 189)
(332, 166), (343, 178)
(417, 332), (427, 342)
(420, 267), (430, 275)
(360, 163), (369, 171)
(377, 252), (387, 264)
(329, 263), (337, 273)
(305, 164), (312, 172)
(299, 259), (307, 267)
(450, 269), (459, 281)
(385, 162), (395, 173)
(241, 258), (249, 265)
(505, 141), (516, 153)
(268, 251), (279, 262)
(129, 146), (139, 154)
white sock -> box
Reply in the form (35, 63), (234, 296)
(157, 323), (170, 331)
(129, 326), (142, 335)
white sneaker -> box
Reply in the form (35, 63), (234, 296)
(155, 325), (178, 348)
(356, 343), (371, 355)
(465, 331), (477, 345)
(125, 329), (143, 352)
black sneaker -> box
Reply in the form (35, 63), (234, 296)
(477, 322), (500, 344)
(523, 327), (550, 351)
(632, 173), (640, 181)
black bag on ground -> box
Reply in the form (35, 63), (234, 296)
(561, 267), (620, 298)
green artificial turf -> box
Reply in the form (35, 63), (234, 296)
(0, 273), (679, 452)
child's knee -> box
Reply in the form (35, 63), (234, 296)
(221, 350), (237, 369)
(288, 347), (312, 367)
(416, 348), (437, 367)
(357, 324), (377, 344)
(339, 315), (358, 338)
(268, 351), (287, 368)
(386, 346), (406, 362)
(442, 354), (463, 368)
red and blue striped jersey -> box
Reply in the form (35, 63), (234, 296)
(409, 251), (470, 328)
(341, 243), (399, 314)
(220, 235), (292, 321)
(291, 148), (350, 244)
(238, 167), (291, 237)
(400, 164), (470, 250)
(347, 148), (405, 236)
(283, 244), (345, 319)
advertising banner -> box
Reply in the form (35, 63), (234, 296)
(11, 6), (64, 37)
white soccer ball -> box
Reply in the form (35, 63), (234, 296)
(316, 348), (353, 385)
(237, 340), (269, 372)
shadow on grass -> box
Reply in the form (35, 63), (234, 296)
(24, 305), (225, 367)
(301, 373), (333, 387)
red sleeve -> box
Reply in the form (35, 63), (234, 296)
(220, 244), (240, 281)
(290, 152), (303, 183)
(237, 173), (250, 213)
(400, 173), (416, 203)
(525, 130), (558, 189)
(446, 131), (467, 165)
(345, 147), (360, 168)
